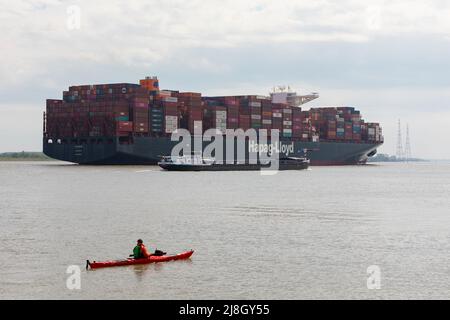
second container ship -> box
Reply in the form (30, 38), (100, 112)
(43, 76), (383, 165)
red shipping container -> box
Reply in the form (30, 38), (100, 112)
(117, 121), (133, 132)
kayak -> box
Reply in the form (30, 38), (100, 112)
(86, 250), (194, 269)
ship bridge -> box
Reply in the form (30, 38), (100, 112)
(270, 86), (319, 107)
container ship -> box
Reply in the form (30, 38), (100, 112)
(43, 76), (383, 165)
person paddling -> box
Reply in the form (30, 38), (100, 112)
(132, 239), (152, 259)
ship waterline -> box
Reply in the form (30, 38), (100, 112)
(43, 136), (380, 165)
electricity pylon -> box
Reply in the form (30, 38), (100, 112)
(404, 124), (412, 162)
(396, 119), (404, 161)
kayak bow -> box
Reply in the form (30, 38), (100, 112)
(86, 250), (194, 269)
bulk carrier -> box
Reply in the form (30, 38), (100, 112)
(43, 77), (383, 165)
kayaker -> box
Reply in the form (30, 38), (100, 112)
(132, 239), (152, 259)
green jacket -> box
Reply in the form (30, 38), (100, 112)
(133, 245), (143, 259)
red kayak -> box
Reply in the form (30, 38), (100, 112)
(86, 250), (194, 269)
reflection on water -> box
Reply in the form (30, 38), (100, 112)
(0, 161), (449, 299)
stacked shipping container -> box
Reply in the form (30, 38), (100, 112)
(178, 92), (202, 133)
(45, 78), (382, 144)
(271, 103), (283, 133)
(303, 106), (382, 143)
(46, 83), (150, 138)
(225, 97), (239, 130)
(248, 97), (262, 130)
(261, 99), (272, 132)
(282, 106), (293, 138)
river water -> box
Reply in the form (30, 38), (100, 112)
(0, 161), (449, 299)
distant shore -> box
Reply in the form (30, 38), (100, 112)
(0, 152), (52, 161)
(367, 153), (427, 163)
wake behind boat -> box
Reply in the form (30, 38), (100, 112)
(158, 154), (310, 171)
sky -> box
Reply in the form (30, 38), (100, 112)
(1, 0), (449, 158)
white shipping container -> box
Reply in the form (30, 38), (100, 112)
(249, 102), (261, 108)
(283, 121), (292, 125)
(273, 112), (282, 118)
(165, 125), (178, 133)
(165, 115), (178, 122)
(251, 115), (262, 120)
(193, 121), (202, 132)
(302, 133), (309, 139)
(159, 90), (172, 97)
(283, 129), (292, 133)
(165, 116), (178, 131)
(164, 97), (178, 103)
(283, 109), (292, 114)
(215, 111), (227, 121)
(262, 119), (272, 125)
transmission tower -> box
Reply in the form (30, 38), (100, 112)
(404, 124), (412, 161)
(396, 119), (404, 161)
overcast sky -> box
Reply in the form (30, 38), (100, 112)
(1, 0), (449, 158)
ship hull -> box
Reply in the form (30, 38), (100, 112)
(43, 136), (381, 166)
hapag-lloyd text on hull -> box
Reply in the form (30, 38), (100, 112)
(248, 140), (294, 157)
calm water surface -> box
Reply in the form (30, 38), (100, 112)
(0, 161), (449, 299)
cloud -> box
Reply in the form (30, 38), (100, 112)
(1, 0), (450, 157)
(2, 0), (450, 87)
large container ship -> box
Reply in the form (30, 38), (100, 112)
(43, 76), (383, 165)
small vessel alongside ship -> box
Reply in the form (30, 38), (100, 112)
(158, 154), (310, 171)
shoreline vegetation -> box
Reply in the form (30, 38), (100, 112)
(368, 153), (426, 162)
(0, 152), (52, 161)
